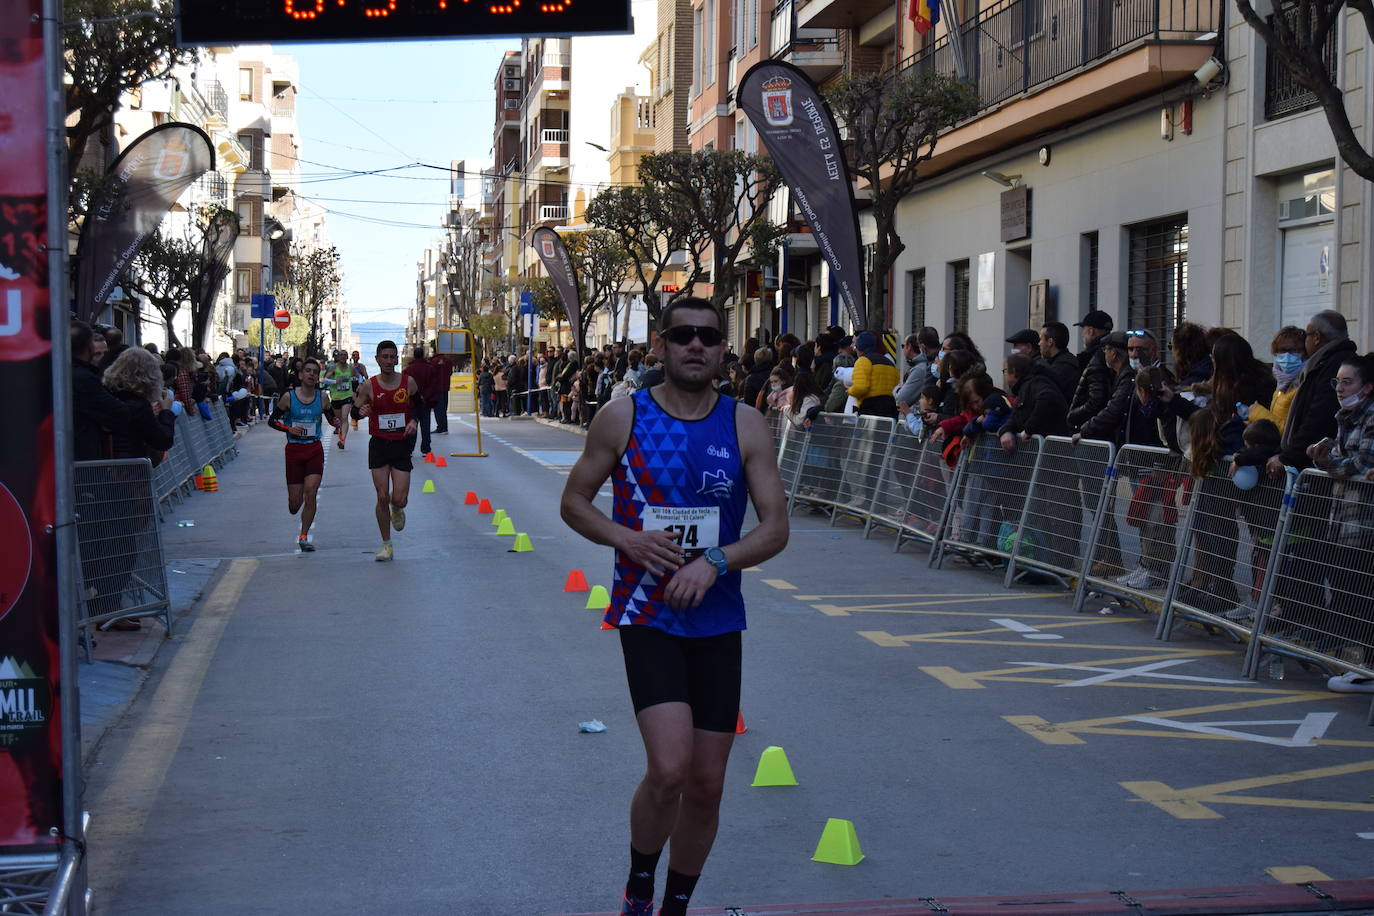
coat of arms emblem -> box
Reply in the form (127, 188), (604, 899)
(762, 75), (793, 128)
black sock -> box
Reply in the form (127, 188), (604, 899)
(659, 869), (699, 916)
(625, 845), (661, 902)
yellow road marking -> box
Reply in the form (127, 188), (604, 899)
(803, 594), (1073, 612)
(858, 630), (1189, 651)
(795, 593), (1056, 600)
(920, 666), (986, 689)
(1004, 715), (1086, 745)
(1123, 760), (1374, 818)
(1266, 867), (1333, 883)
(86, 559), (258, 898)
(761, 578), (796, 590)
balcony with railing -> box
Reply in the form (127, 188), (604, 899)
(539, 204), (569, 222)
(541, 128), (570, 143)
(892, 0), (1221, 175)
(270, 94), (296, 119)
(797, 0), (893, 30)
(1264, 9), (1336, 120)
(191, 171), (229, 205)
(200, 79), (228, 130)
(771, 0), (843, 82)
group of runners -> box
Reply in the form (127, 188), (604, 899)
(270, 305), (789, 915)
(267, 339), (421, 561)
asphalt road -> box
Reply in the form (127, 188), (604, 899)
(81, 406), (1374, 915)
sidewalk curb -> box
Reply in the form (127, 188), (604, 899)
(533, 416), (588, 438)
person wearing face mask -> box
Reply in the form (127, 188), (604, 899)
(1267, 309), (1358, 478)
(1248, 326), (1306, 435)
(1303, 353), (1374, 688)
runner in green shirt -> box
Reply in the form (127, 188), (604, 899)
(322, 350), (355, 450)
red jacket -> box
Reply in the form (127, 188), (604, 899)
(403, 358), (432, 402)
(426, 354), (454, 400)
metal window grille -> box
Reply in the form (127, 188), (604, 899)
(1127, 217), (1188, 346)
(951, 259), (970, 333)
(1084, 230), (1099, 313)
(1264, 10), (1338, 121)
(909, 268), (926, 332)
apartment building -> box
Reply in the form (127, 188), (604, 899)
(641, 0), (695, 152)
(1221, 10), (1372, 349)
(100, 46), (330, 354)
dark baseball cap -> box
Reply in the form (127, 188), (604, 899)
(1005, 328), (1040, 346)
(1101, 331), (1129, 350)
(1074, 310), (1114, 330)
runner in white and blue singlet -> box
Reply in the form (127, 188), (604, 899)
(561, 297), (789, 916)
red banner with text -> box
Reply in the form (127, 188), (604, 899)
(0, 0), (65, 851)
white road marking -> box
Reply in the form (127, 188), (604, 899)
(990, 618), (1064, 640)
(1125, 713), (1338, 748)
(1005, 659), (1254, 687)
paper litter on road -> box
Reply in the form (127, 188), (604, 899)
(578, 719), (607, 733)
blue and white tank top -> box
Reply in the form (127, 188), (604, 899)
(287, 389), (323, 444)
(608, 389), (747, 637)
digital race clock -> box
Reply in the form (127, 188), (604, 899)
(176, 0), (632, 44)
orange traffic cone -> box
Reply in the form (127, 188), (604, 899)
(424, 452), (435, 463)
(477, 498), (493, 514)
(735, 711), (748, 734)
(194, 474), (205, 490)
(600, 620), (616, 630)
(564, 570), (589, 592)
(435, 455), (448, 468)
(464, 491), (479, 505)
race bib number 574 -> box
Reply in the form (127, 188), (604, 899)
(642, 505), (720, 558)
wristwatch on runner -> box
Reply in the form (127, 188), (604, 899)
(704, 547), (728, 577)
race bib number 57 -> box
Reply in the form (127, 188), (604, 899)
(642, 505), (720, 558)
(379, 413), (405, 431)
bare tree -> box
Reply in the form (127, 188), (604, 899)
(120, 204), (237, 349)
(64, 0), (196, 181)
(585, 182), (709, 322)
(283, 242), (341, 357)
(637, 150), (787, 311)
(827, 69), (979, 331)
(563, 229), (633, 348)
(1235, 0), (1374, 179)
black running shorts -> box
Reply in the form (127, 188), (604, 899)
(367, 435), (414, 471)
(619, 625), (741, 733)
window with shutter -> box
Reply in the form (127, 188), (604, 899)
(1127, 216), (1188, 348)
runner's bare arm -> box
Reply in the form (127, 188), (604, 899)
(661, 404), (789, 610)
(354, 382), (371, 417)
(561, 397), (683, 577)
(322, 400), (340, 431)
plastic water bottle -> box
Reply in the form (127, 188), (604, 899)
(1267, 655), (1286, 680)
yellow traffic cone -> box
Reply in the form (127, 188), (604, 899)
(490, 509), (507, 526)
(510, 533), (533, 552)
(422, 480), (436, 494)
(811, 818), (864, 865)
(751, 746), (798, 787)
(496, 516), (516, 536)
(201, 465), (218, 492)
(584, 585), (610, 610)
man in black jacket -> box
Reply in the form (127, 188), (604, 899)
(1067, 312), (1114, 432)
(1038, 321), (1080, 403)
(71, 320), (137, 461)
(1000, 355), (1069, 443)
(1267, 309), (1358, 477)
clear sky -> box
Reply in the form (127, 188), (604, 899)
(276, 7), (655, 328)
(276, 38), (512, 327)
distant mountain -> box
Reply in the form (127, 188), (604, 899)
(353, 321), (406, 333)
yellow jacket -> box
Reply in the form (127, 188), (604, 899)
(1250, 385), (1297, 434)
(848, 354), (901, 406)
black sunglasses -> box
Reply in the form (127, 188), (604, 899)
(662, 325), (724, 347)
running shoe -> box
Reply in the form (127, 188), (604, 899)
(619, 893), (654, 916)
(297, 535), (315, 552)
(1223, 602), (1256, 623)
(390, 505), (406, 532)
(374, 543), (394, 562)
(337, 439), (345, 450)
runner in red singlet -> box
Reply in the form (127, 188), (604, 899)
(353, 339), (418, 562)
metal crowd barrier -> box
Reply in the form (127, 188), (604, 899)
(771, 416), (1374, 717)
(73, 458), (172, 650)
(153, 400), (240, 507)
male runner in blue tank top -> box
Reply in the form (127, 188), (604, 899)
(561, 297), (789, 916)
(268, 357), (339, 552)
